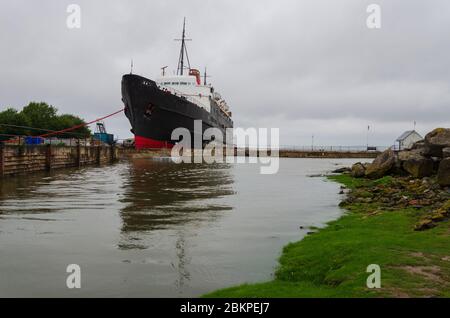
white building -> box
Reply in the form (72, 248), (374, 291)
(396, 130), (423, 150)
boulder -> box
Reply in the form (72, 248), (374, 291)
(398, 149), (423, 161)
(365, 149), (396, 179)
(437, 158), (450, 186)
(398, 149), (434, 178)
(414, 219), (436, 231)
(403, 158), (434, 178)
(432, 157), (441, 172)
(411, 140), (425, 150)
(443, 147), (450, 159)
(351, 162), (366, 178)
(423, 128), (450, 157)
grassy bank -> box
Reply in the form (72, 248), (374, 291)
(204, 175), (450, 298)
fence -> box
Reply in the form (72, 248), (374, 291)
(278, 145), (390, 153)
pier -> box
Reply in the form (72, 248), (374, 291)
(119, 146), (382, 160)
(277, 149), (380, 159)
(0, 143), (381, 177)
(0, 143), (118, 176)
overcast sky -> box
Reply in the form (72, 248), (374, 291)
(1, 0), (449, 147)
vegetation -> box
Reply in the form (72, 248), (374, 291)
(204, 174), (450, 298)
(0, 102), (90, 139)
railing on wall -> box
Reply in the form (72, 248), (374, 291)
(277, 145), (390, 153)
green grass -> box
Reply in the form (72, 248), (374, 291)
(204, 175), (450, 298)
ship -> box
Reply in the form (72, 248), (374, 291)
(121, 19), (233, 149)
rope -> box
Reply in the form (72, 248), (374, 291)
(0, 123), (86, 137)
(39, 108), (124, 138)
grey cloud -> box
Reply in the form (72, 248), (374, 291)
(1, 0), (449, 146)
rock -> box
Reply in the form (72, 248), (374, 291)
(418, 201), (450, 229)
(411, 140), (425, 150)
(437, 158), (450, 186)
(443, 147), (450, 158)
(431, 212), (448, 222)
(365, 149), (396, 179)
(397, 148), (434, 178)
(403, 157), (434, 178)
(351, 162), (366, 178)
(332, 167), (351, 173)
(414, 219), (436, 231)
(423, 128), (450, 157)
(398, 149), (423, 161)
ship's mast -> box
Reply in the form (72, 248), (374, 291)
(203, 67), (211, 85)
(176, 18), (191, 76)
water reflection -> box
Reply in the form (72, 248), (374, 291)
(174, 233), (190, 292)
(118, 159), (235, 245)
(117, 159), (235, 293)
(0, 165), (126, 215)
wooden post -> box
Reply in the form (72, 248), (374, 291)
(45, 144), (52, 171)
(110, 145), (115, 163)
(96, 146), (101, 164)
(0, 142), (4, 177)
(85, 138), (88, 164)
(77, 141), (81, 167)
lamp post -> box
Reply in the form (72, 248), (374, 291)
(366, 125), (370, 151)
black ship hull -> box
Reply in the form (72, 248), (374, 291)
(121, 74), (233, 149)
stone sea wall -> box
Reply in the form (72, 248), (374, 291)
(0, 144), (118, 176)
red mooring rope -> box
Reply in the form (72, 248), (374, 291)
(38, 108), (124, 138)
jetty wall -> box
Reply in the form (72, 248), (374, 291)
(0, 144), (118, 176)
(277, 150), (380, 159)
(117, 148), (380, 159)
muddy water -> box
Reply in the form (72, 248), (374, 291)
(0, 158), (361, 297)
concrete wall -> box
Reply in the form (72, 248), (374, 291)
(116, 147), (380, 160)
(278, 150), (380, 159)
(0, 144), (118, 176)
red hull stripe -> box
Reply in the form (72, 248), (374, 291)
(135, 135), (174, 149)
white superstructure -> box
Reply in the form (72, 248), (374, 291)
(155, 71), (231, 117)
